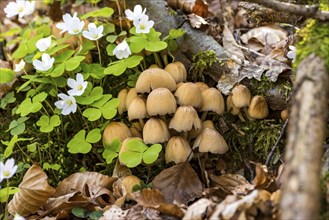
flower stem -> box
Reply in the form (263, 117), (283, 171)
(96, 40), (102, 65)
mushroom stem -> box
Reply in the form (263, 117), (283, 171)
(201, 111), (208, 121)
(160, 115), (167, 124)
(238, 112), (246, 122)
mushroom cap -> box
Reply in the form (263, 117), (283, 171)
(103, 122), (132, 147)
(169, 106), (202, 132)
(193, 128), (228, 154)
(125, 88), (138, 111)
(200, 88), (225, 115)
(128, 96), (148, 121)
(165, 136), (192, 164)
(118, 88), (129, 114)
(121, 175), (142, 194)
(248, 95), (269, 119)
(281, 108), (289, 121)
(226, 94), (240, 115)
(147, 88), (177, 116)
(188, 120), (215, 140)
(164, 62), (187, 83)
(174, 82), (203, 108)
(130, 127), (143, 138)
(232, 84), (251, 108)
(194, 82), (209, 92)
(135, 68), (176, 93)
(143, 117), (170, 144)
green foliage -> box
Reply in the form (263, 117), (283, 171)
(120, 139), (162, 168)
(80, 7), (114, 19)
(0, 92), (16, 109)
(0, 187), (20, 203)
(102, 139), (121, 164)
(190, 50), (221, 81)
(7, 117), (29, 135)
(36, 115), (61, 132)
(67, 129), (101, 154)
(72, 207), (103, 220)
(0, 68), (16, 83)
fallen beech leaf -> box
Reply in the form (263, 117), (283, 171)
(183, 198), (215, 220)
(84, 184), (116, 206)
(210, 173), (254, 194)
(7, 165), (56, 216)
(167, 0), (209, 17)
(132, 188), (184, 218)
(188, 13), (208, 28)
(241, 25), (288, 46)
(152, 162), (203, 204)
(99, 205), (128, 220)
(54, 171), (116, 197)
(223, 25), (244, 60)
(252, 163), (268, 187)
(125, 205), (161, 220)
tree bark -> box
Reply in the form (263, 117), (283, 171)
(280, 54), (329, 219)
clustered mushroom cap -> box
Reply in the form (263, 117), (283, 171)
(232, 84), (251, 108)
(128, 96), (148, 121)
(102, 122), (132, 147)
(164, 62), (187, 83)
(135, 68), (176, 93)
(143, 117), (170, 144)
(248, 95), (269, 119)
(165, 136), (192, 164)
(118, 88), (129, 114)
(169, 106), (202, 132)
(125, 88), (138, 111)
(121, 175), (142, 194)
(174, 82), (203, 108)
(146, 88), (177, 116)
(226, 94), (241, 115)
(200, 88), (225, 115)
(193, 128), (228, 154)
(194, 82), (209, 92)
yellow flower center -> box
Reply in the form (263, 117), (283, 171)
(18, 7), (24, 13)
(73, 29), (80, 33)
(92, 34), (98, 39)
(77, 84), (83, 91)
(66, 99), (73, 106)
(140, 24), (145, 30)
(3, 170), (11, 177)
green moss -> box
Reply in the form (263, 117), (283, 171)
(295, 18), (329, 70)
(190, 50), (222, 81)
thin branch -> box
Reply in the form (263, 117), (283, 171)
(246, 0), (329, 21)
(265, 118), (289, 167)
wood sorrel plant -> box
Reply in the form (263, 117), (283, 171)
(0, 1), (184, 184)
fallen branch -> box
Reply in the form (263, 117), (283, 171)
(246, 0), (329, 21)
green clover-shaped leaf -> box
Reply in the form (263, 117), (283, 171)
(83, 108), (102, 121)
(36, 115), (61, 133)
(120, 151), (143, 168)
(0, 68), (16, 83)
(80, 7), (114, 19)
(65, 56), (85, 71)
(102, 138), (122, 164)
(7, 116), (29, 135)
(75, 86), (103, 105)
(1, 92), (16, 109)
(67, 129), (101, 154)
(16, 92), (47, 116)
(143, 144), (162, 164)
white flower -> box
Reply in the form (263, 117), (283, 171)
(0, 158), (18, 182)
(4, 0), (35, 18)
(67, 73), (88, 96)
(125, 4), (146, 22)
(113, 39), (131, 59)
(33, 53), (55, 72)
(54, 93), (77, 115)
(56, 12), (85, 35)
(14, 59), (25, 72)
(13, 213), (26, 220)
(82, 23), (104, 41)
(36, 36), (51, 52)
(287, 45), (296, 62)
(134, 15), (154, 34)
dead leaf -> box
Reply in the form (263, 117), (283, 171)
(259, 56), (291, 82)
(8, 165), (56, 216)
(126, 205), (162, 220)
(223, 25), (245, 60)
(99, 205), (128, 220)
(188, 13), (209, 28)
(152, 162), (203, 205)
(210, 173), (254, 195)
(84, 184), (116, 206)
(241, 25), (288, 46)
(167, 0), (209, 17)
(54, 171), (116, 197)
(132, 188), (184, 218)
(183, 198), (215, 220)
(251, 163), (276, 190)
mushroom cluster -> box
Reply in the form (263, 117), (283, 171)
(103, 62), (269, 166)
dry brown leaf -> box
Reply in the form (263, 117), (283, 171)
(132, 188), (184, 218)
(126, 205), (162, 220)
(54, 171), (116, 197)
(210, 173), (254, 195)
(251, 163), (276, 190)
(167, 0), (209, 17)
(188, 13), (209, 28)
(183, 198), (215, 220)
(241, 25), (288, 46)
(84, 184), (116, 207)
(223, 25), (245, 60)
(99, 205), (128, 220)
(152, 162), (203, 204)
(7, 165), (56, 216)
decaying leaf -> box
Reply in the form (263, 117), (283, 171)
(8, 165), (56, 216)
(252, 162), (276, 189)
(126, 205), (162, 220)
(222, 25), (244, 60)
(99, 205), (128, 220)
(84, 184), (116, 206)
(54, 171), (116, 197)
(132, 188), (184, 218)
(210, 173), (254, 195)
(183, 198), (215, 220)
(188, 13), (209, 28)
(152, 161), (203, 204)
(167, 0), (209, 17)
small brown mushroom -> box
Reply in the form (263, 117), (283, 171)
(118, 88), (129, 114)
(165, 136), (192, 164)
(174, 82), (203, 108)
(143, 117), (170, 144)
(232, 84), (251, 108)
(248, 95), (269, 119)
(102, 122), (132, 147)
(169, 106), (202, 132)
(125, 88), (138, 111)
(127, 96), (148, 127)
(164, 62), (187, 83)
(226, 94), (241, 116)
(146, 88), (176, 116)
(121, 175), (142, 194)
(193, 128), (228, 154)
(194, 82), (209, 93)
(200, 87), (225, 120)
(281, 108), (289, 121)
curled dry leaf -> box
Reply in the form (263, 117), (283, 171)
(183, 198), (215, 220)
(132, 188), (184, 218)
(84, 184), (116, 206)
(99, 205), (128, 220)
(152, 162), (203, 205)
(252, 163), (276, 190)
(222, 25), (244, 60)
(54, 171), (116, 197)
(167, 0), (209, 17)
(125, 205), (162, 220)
(7, 165), (56, 216)
(210, 173), (254, 195)
(188, 13), (209, 28)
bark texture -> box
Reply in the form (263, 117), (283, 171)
(280, 54), (329, 219)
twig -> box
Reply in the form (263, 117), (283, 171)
(246, 0), (329, 21)
(265, 119), (289, 167)
(236, 44), (266, 57)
